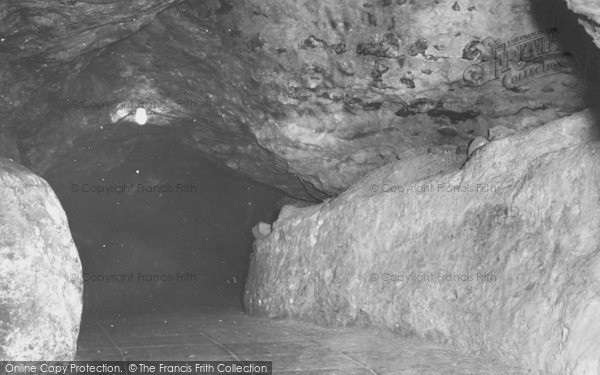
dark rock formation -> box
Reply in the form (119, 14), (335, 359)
(245, 111), (600, 374)
(565, 0), (600, 48)
(0, 157), (82, 360)
(0, 0), (182, 61)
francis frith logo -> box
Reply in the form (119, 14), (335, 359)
(462, 28), (576, 90)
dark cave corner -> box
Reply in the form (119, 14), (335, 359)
(528, 0), (600, 127)
(38, 122), (300, 320)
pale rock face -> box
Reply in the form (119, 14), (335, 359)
(245, 111), (600, 374)
(0, 157), (83, 360)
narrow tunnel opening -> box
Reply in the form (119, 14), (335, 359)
(43, 122), (288, 320)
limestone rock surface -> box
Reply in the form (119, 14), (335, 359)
(245, 111), (600, 374)
(0, 157), (83, 360)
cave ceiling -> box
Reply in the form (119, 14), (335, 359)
(1, 0), (598, 200)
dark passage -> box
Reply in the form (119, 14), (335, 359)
(43, 124), (285, 318)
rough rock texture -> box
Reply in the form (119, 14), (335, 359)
(245, 111), (600, 374)
(1, 0), (597, 199)
(252, 222), (273, 240)
(0, 157), (83, 360)
(223, 0), (585, 194)
(565, 0), (600, 48)
(0, 0), (182, 61)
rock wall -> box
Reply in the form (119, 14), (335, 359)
(245, 111), (600, 374)
(0, 157), (82, 360)
(216, 0), (586, 194)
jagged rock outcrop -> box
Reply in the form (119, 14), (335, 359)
(0, 157), (82, 360)
(245, 111), (600, 374)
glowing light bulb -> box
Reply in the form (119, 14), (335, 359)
(134, 108), (148, 125)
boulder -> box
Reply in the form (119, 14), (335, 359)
(245, 111), (600, 374)
(252, 222), (273, 240)
(0, 157), (82, 360)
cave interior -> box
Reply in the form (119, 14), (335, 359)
(1, 0), (600, 373)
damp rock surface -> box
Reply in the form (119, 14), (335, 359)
(0, 157), (82, 360)
(245, 111), (600, 374)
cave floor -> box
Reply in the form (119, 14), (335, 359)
(76, 309), (523, 374)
